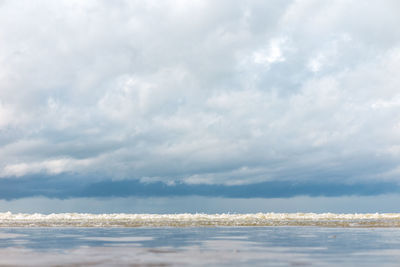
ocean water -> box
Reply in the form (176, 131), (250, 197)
(1, 213), (400, 266)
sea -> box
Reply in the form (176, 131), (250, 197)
(1, 212), (400, 266)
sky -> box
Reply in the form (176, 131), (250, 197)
(1, 0), (400, 213)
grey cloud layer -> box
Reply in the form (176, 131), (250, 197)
(1, 0), (400, 186)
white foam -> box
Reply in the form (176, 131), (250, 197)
(1, 212), (400, 227)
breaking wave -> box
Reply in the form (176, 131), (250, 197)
(2, 212), (400, 227)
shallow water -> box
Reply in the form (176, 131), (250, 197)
(1, 226), (400, 266)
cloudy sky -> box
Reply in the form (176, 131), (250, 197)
(1, 0), (400, 212)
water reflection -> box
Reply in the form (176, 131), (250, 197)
(0, 227), (400, 266)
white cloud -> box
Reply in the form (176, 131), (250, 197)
(1, 158), (94, 177)
(0, 102), (14, 128)
(253, 37), (287, 66)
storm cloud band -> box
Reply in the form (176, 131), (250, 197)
(0, 175), (399, 200)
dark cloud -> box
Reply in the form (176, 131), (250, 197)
(0, 175), (399, 200)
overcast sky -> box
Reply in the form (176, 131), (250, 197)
(1, 0), (400, 203)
